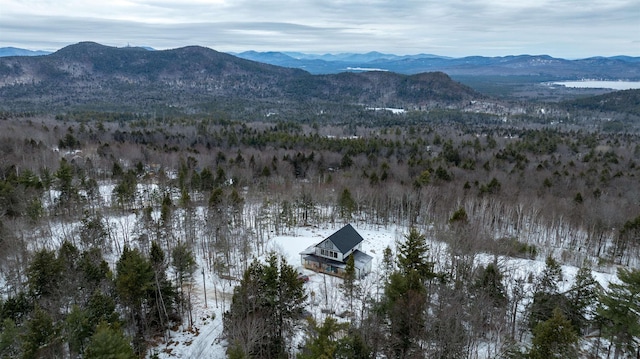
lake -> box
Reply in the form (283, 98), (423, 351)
(553, 80), (640, 90)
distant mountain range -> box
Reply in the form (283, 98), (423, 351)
(0, 47), (51, 57)
(4, 45), (639, 80)
(0, 42), (478, 113)
(234, 51), (640, 79)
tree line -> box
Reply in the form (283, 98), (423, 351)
(0, 109), (639, 357)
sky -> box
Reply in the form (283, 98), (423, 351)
(1, 0), (639, 58)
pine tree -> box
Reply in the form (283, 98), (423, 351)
(384, 271), (427, 358)
(224, 253), (306, 358)
(381, 246), (394, 281)
(530, 256), (566, 329)
(528, 308), (579, 359)
(83, 322), (135, 359)
(338, 188), (356, 220)
(474, 262), (506, 307)
(597, 268), (640, 359)
(537, 256), (562, 294)
(22, 306), (61, 359)
(55, 158), (80, 213)
(396, 227), (434, 281)
(27, 248), (64, 309)
(65, 305), (92, 356)
(0, 318), (20, 358)
(566, 265), (599, 333)
(341, 254), (358, 313)
(379, 227), (438, 357)
(115, 246), (154, 311)
(172, 241), (197, 326)
(115, 246), (155, 354)
(298, 317), (348, 359)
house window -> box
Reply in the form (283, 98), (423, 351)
(319, 249), (339, 259)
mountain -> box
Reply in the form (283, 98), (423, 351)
(0, 42), (479, 113)
(0, 47), (51, 57)
(234, 51), (640, 79)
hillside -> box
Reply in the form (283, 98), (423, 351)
(0, 42), (479, 113)
(563, 88), (640, 116)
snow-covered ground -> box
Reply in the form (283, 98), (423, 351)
(151, 223), (619, 358)
(27, 185), (621, 358)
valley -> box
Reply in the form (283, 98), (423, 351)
(0, 43), (639, 358)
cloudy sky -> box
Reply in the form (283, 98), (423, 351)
(1, 0), (638, 58)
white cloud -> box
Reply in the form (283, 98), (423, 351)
(1, 0), (638, 57)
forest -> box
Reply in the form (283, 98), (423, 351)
(0, 107), (639, 359)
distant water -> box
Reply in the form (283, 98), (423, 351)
(553, 80), (640, 90)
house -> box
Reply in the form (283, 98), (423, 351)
(300, 224), (373, 278)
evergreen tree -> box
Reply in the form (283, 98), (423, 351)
(298, 317), (348, 359)
(79, 211), (108, 248)
(115, 246), (154, 354)
(27, 248), (63, 310)
(396, 227), (434, 281)
(474, 262), (506, 307)
(566, 265), (599, 333)
(224, 253), (306, 358)
(78, 247), (112, 295)
(172, 242), (197, 326)
(55, 158), (80, 213)
(384, 271), (426, 358)
(341, 254), (358, 313)
(529, 256), (566, 329)
(116, 246), (154, 312)
(597, 268), (640, 359)
(83, 322), (135, 359)
(22, 306), (61, 359)
(380, 227), (438, 358)
(0, 318), (20, 358)
(528, 308), (579, 359)
(65, 305), (92, 356)
(381, 246), (394, 281)
(337, 188), (356, 220)
(536, 256), (562, 294)
(86, 291), (120, 328)
(172, 242), (197, 287)
(112, 170), (137, 211)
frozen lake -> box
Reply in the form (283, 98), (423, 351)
(553, 80), (640, 90)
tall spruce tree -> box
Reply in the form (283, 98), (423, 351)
(341, 254), (358, 313)
(529, 308), (579, 359)
(224, 253), (306, 358)
(382, 227), (436, 358)
(597, 268), (640, 359)
(566, 265), (599, 333)
(530, 256), (567, 329)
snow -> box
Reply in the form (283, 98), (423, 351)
(12, 184), (624, 358)
(151, 222), (619, 358)
(367, 107), (406, 114)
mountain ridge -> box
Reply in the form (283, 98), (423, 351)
(234, 51), (640, 79)
(0, 42), (480, 113)
(4, 45), (639, 79)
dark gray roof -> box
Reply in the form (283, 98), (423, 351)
(325, 224), (364, 254)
